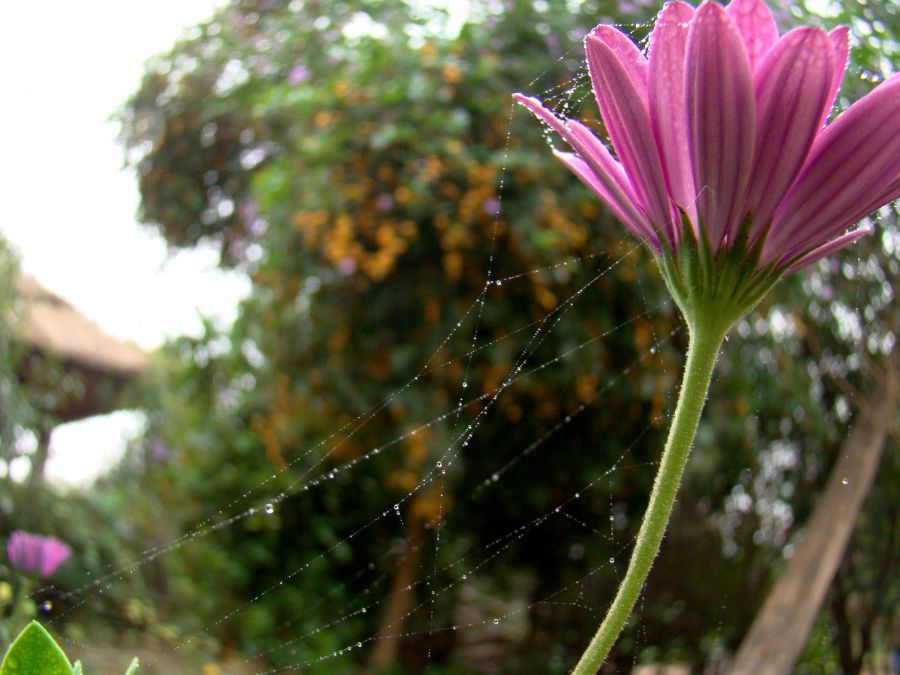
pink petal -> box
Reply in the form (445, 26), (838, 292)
(783, 176), (899, 264)
(648, 1), (697, 219)
(555, 150), (660, 248)
(586, 32), (675, 242)
(726, 0), (779, 70)
(564, 119), (650, 221)
(39, 540), (72, 577)
(836, 175), (900, 230)
(512, 93), (650, 235)
(588, 25), (649, 93)
(746, 27), (834, 240)
(766, 73), (900, 263)
(686, 1), (755, 248)
(786, 227), (869, 274)
(825, 27), (850, 119)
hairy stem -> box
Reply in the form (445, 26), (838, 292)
(572, 318), (726, 674)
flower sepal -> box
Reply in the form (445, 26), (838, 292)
(655, 213), (783, 337)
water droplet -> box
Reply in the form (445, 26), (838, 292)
(39, 601), (53, 612)
(394, 504), (401, 511)
(461, 381), (468, 388)
(492, 618), (500, 625)
(436, 461), (443, 468)
(841, 478), (849, 485)
(609, 557), (615, 564)
(264, 503), (275, 514)
(495, 280), (503, 286)
(492, 473), (499, 482)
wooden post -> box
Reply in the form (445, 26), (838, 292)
(25, 427), (51, 488)
(729, 357), (897, 675)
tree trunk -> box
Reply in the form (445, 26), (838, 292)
(25, 427), (51, 488)
(728, 359), (897, 675)
(367, 505), (427, 671)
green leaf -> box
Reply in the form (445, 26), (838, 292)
(0, 621), (73, 675)
(123, 657), (140, 675)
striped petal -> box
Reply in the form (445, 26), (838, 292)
(686, 1), (755, 247)
(746, 27), (833, 240)
(726, 0), (779, 70)
(786, 227), (869, 274)
(648, 1), (697, 222)
(555, 151), (660, 248)
(766, 72), (900, 263)
(782, 176), (900, 264)
(512, 93), (651, 239)
(586, 32), (675, 241)
(588, 24), (648, 92)
(564, 119), (656, 236)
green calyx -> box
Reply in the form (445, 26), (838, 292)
(655, 215), (784, 337)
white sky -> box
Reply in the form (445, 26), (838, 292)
(1, 1), (249, 485)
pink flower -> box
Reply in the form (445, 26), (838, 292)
(288, 64), (310, 86)
(375, 193), (394, 212)
(514, 0), (899, 277)
(483, 196), (502, 216)
(338, 257), (357, 275)
(6, 531), (72, 579)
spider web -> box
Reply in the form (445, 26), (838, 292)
(12, 8), (897, 675)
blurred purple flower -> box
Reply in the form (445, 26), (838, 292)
(239, 199), (267, 235)
(6, 531), (72, 578)
(544, 33), (562, 59)
(148, 440), (172, 464)
(483, 196), (502, 216)
(338, 257), (357, 275)
(375, 193), (394, 212)
(239, 199), (258, 223)
(288, 65), (310, 86)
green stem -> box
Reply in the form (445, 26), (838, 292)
(572, 318), (727, 674)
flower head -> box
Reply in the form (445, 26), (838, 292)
(515, 0), (899, 330)
(6, 531), (72, 579)
(288, 64), (310, 86)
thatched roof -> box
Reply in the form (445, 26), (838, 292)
(14, 274), (148, 422)
(16, 275), (147, 377)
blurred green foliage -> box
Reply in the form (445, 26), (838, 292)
(0, 239), (28, 461)
(2, 0), (896, 672)
(114, 0), (898, 671)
